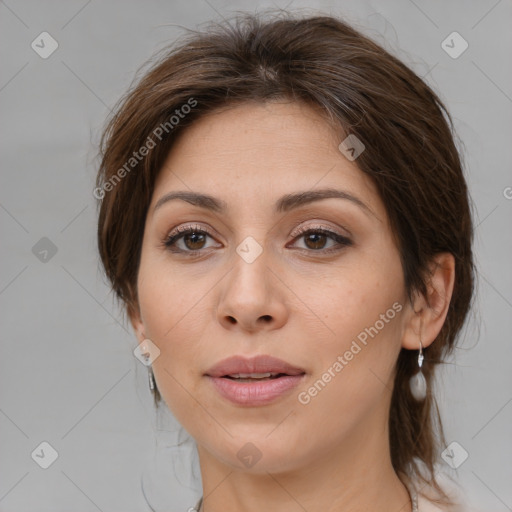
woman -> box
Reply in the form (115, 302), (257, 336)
(96, 12), (474, 511)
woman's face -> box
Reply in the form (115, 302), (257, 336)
(133, 101), (414, 473)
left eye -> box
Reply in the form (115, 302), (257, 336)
(290, 229), (352, 251)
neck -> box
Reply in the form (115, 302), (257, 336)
(196, 417), (412, 511)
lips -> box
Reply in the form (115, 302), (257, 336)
(205, 355), (305, 378)
(205, 355), (306, 406)
(223, 372), (284, 382)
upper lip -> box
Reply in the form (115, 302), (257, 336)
(205, 355), (306, 378)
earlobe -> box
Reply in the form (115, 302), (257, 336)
(402, 252), (455, 350)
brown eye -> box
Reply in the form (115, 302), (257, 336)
(164, 227), (219, 253)
(304, 232), (328, 250)
(289, 228), (353, 253)
(183, 232), (207, 250)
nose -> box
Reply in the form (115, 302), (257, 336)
(216, 250), (289, 333)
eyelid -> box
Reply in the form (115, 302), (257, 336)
(165, 221), (337, 237)
(289, 221), (351, 239)
(167, 223), (214, 238)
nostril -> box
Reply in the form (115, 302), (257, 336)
(260, 315), (272, 323)
(227, 316), (237, 324)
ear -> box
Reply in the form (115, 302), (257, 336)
(402, 253), (456, 350)
(128, 302), (146, 344)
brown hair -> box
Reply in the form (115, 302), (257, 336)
(96, 12), (474, 500)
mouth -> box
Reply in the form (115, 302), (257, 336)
(205, 355), (306, 406)
(222, 372), (292, 382)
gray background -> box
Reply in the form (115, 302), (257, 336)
(1, 0), (511, 511)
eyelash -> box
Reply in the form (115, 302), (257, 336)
(162, 224), (353, 256)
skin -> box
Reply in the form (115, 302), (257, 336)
(131, 101), (455, 511)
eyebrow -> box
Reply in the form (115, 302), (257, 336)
(153, 188), (374, 216)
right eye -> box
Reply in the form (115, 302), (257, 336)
(163, 225), (221, 254)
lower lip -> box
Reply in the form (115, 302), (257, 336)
(207, 374), (305, 406)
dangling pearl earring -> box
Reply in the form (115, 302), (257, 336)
(409, 340), (427, 401)
(139, 336), (156, 392)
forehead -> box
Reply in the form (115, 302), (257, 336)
(151, 101), (382, 217)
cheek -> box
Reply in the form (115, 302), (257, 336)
(295, 255), (406, 403)
(293, 301), (404, 452)
(299, 256), (405, 346)
(136, 254), (223, 375)
(137, 251), (208, 338)
(137, 271), (208, 424)
(136, 265), (208, 384)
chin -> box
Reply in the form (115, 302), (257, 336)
(200, 427), (312, 475)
